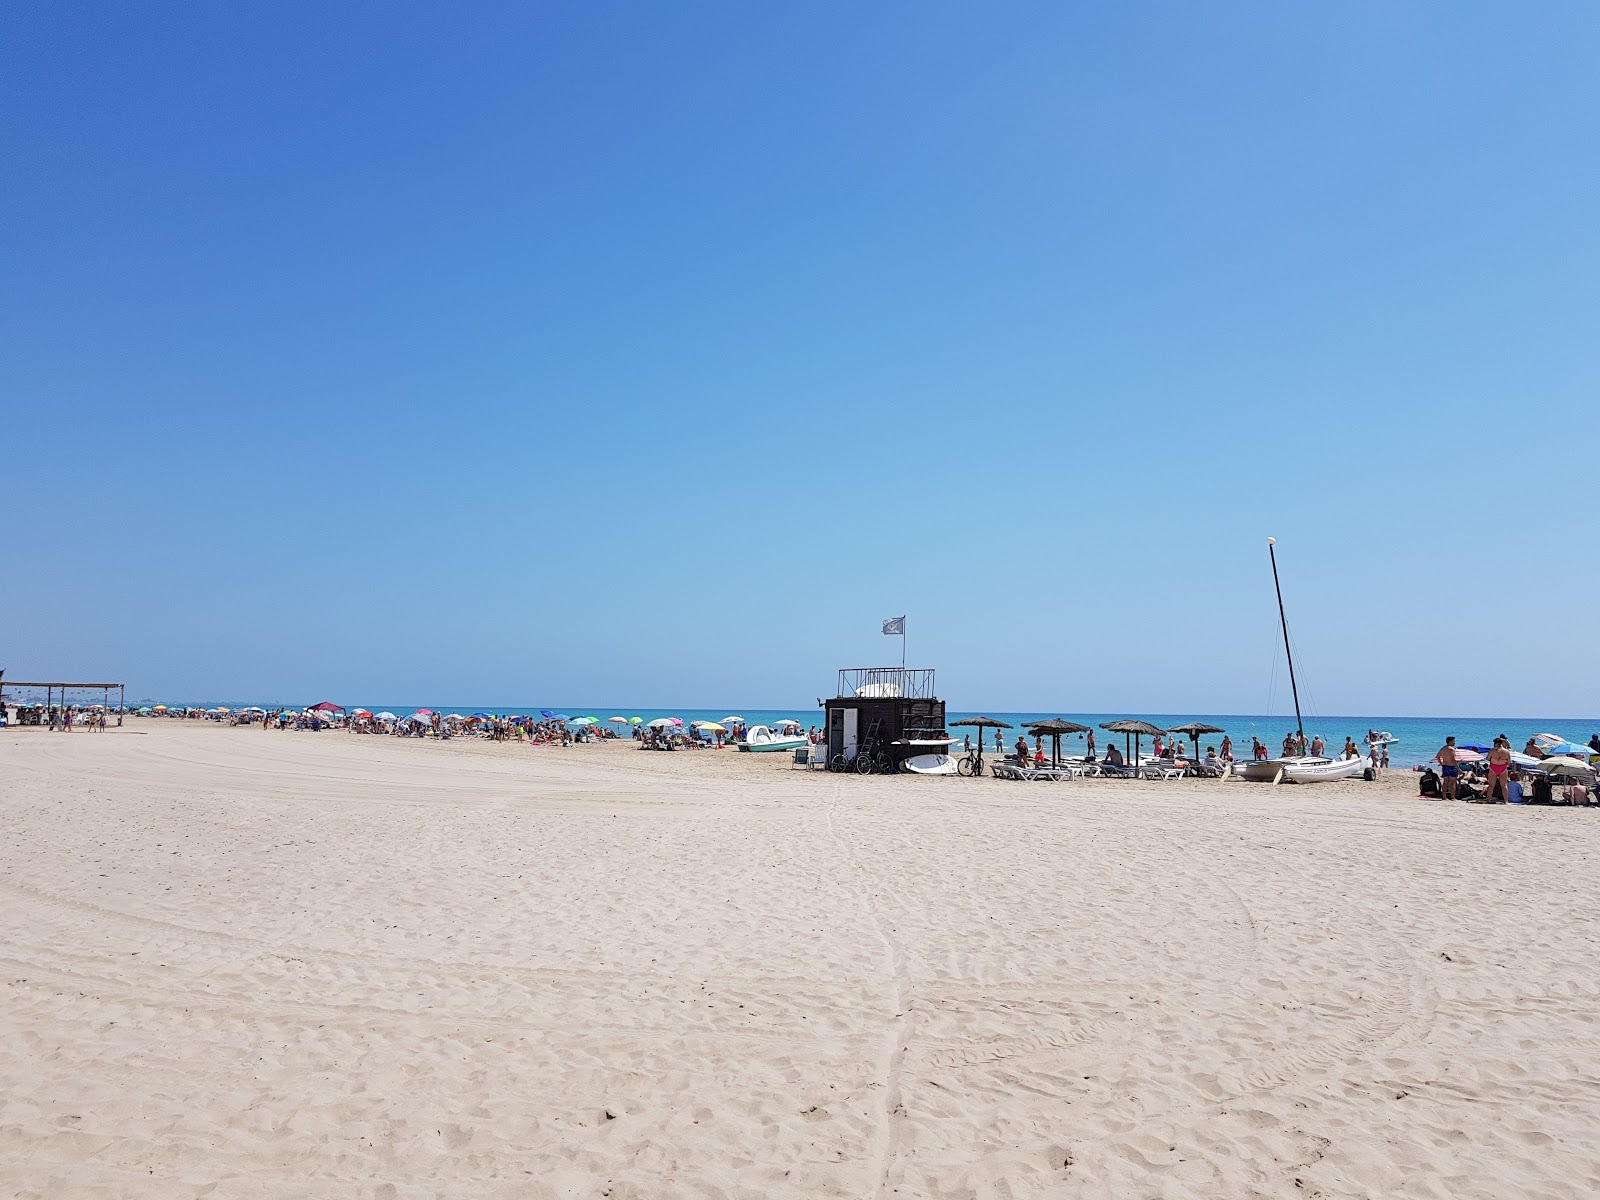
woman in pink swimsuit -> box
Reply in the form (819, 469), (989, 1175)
(1487, 738), (1512, 802)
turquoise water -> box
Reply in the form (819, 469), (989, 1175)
(176, 703), (1600, 769)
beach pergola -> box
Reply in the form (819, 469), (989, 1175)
(949, 716), (1012, 776)
(1168, 721), (1226, 764)
(0, 674), (126, 717)
(1026, 718), (1092, 768)
(1100, 719), (1167, 769)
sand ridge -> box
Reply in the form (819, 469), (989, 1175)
(3, 721), (1599, 1198)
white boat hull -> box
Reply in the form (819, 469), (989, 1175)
(900, 754), (957, 775)
(1240, 756), (1367, 782)
(739, 737), (807, 753)
(738, 725), (809, 753)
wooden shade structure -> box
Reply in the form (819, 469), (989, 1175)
(1025, 718), (1092, 767)
(1100, 719), (1167, 769)
(1168, 721), (1226, 765)
(950, 717), (1013, 775)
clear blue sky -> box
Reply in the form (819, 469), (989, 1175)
(5, 3), (1597, 716)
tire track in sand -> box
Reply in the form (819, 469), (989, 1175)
(824, 780), (913, 1198)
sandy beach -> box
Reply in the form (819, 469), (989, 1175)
(4, 721), (1599, 1199)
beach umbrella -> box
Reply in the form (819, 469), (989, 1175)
(1026, 718), (1092, 767)
(554, 714), (571, 722)
(1169, 721), (1226, 765)
(1539, 758), (1594, 780)
(722, 716), (745, 724)
(354, 709), (373, 718)
(1100, 719), (1167, 769)
(540, 709), (556, 719)
(469, 712), (490, 720)
(1458, 743), (1493, 754)
(1452, 748), (1486, 764)
(572, 717), (598, 725)
(646, 717), (677, 729)
(152, 705), (167, 711)
(696, 721), (726, 733)
(1545, 742), (1591, 758)
(949, 717), (1014, 775)
(629, 716), (643, 724)
(375, 711), (397, 721)
(607, 716), (629, 724)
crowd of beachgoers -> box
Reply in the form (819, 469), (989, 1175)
(8, 702), (1598, 803)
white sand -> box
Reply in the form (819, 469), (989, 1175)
(3, 721), (1599, 1199)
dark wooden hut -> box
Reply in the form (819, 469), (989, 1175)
(822, 667), (946, 772)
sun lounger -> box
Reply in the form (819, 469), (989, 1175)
(1139, 762), (1185, 781)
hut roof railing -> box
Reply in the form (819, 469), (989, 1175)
(834, 667), (936, 700)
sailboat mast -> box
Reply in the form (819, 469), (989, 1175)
(1267, 537), (1304, 742)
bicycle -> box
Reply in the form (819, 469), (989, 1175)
(955, 750), (986, 777)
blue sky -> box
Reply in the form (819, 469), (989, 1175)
(4, 2), (1597, 716)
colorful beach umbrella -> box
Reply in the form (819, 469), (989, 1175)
(607, 716), (628, 723)
(696, 721), (726, 733)
(629, 717), (643, 724)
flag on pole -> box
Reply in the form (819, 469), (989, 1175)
(882, 616), (905, 636)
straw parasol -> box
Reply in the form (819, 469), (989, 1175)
(1025, 718), (1092, 767)
(1100, 719), (1167, 768)
(950, 716), (1014, 774)
(1168, 721), (1226, 765)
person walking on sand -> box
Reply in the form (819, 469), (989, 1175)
(1369, 742), (1380, 776)
(1436, 737), (1459, 800)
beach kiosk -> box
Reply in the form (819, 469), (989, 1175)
(821, 666), (947, 773)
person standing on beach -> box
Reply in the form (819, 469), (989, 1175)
(1487, 738), (1512, 803)
(1086, 729), (1096, 759)
(1380, 744), (1390, 769)
(1310, 734), (1325, 757)
(1220, 734), (1232, 761)
(994, 728), (1004, 754)
(1369, 742), (1380, 775)
(1436, 737), (1459, 800)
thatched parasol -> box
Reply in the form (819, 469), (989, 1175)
(1026, 718), (1093, 767)
(1100, 719), (1167, 768)
(950, 717), (1013, 775)
(1168, 721), (1226, 765)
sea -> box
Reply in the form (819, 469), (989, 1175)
(166, 704), (1600, 769)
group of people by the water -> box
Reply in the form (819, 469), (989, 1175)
(1426, 732), (1600, 805)
(2, 704), (113, 732)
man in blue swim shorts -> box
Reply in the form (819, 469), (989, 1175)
(1437, 736), (1459, 800)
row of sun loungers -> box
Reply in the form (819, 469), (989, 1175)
(989, 759), (1201, 781)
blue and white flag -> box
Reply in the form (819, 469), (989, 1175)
(882, 616), (906, 636)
